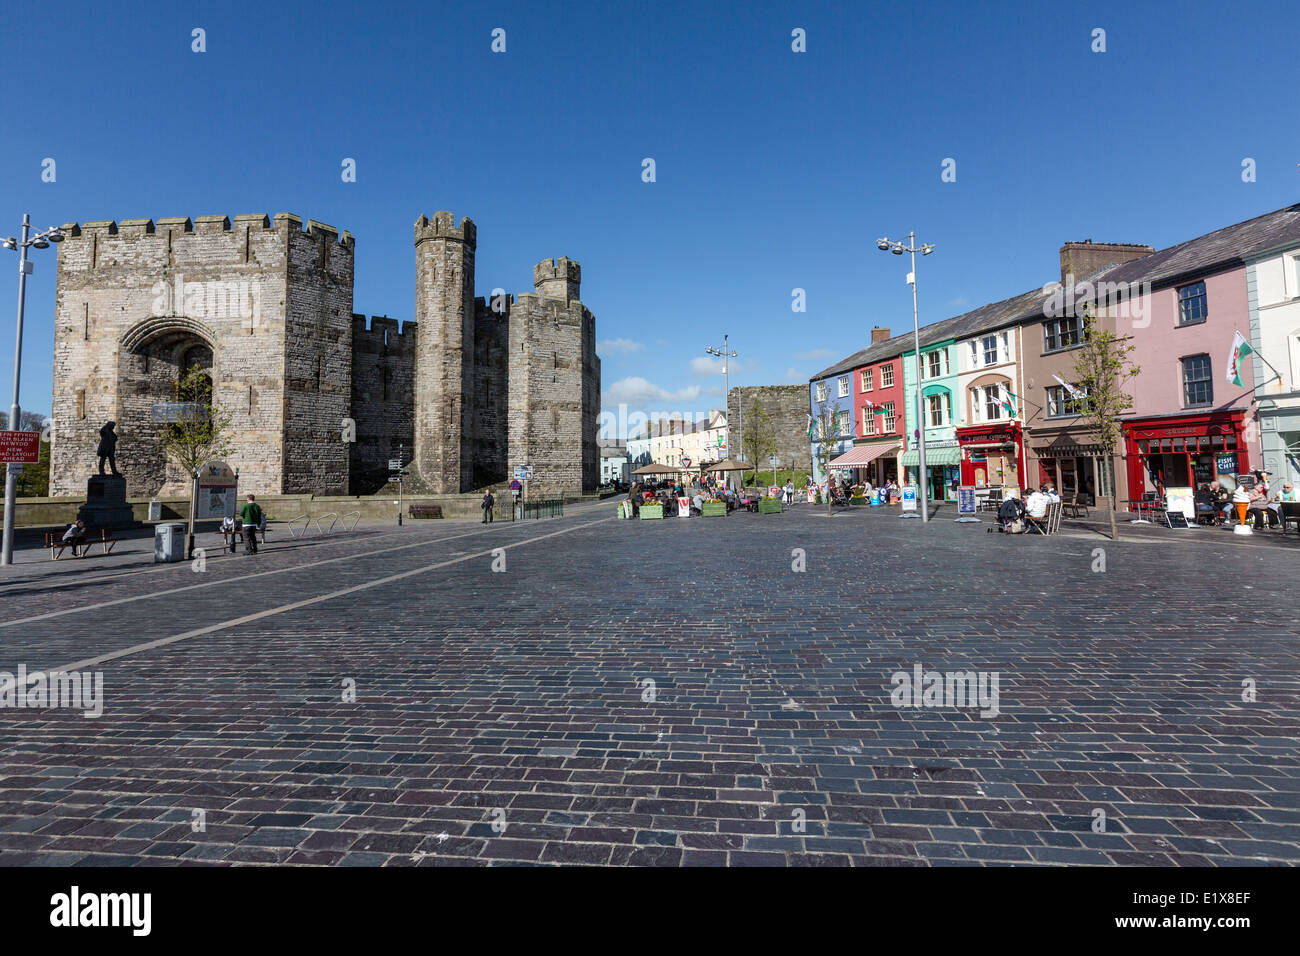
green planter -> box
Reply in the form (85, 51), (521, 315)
(702, 501), (727, 517)
(850, 496), (867, 507)
(640, 503), (664, 520)
(758, 499), (783, 514)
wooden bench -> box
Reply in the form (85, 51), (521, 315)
(44, 528), (120, 560)
(408, 505), (443, 519)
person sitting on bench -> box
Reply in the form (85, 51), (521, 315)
(61, 518), (88, 557)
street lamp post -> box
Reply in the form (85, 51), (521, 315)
(2, 216), (65, 565)
(705, 335), (740, 490)
(876, 232), (935, 523)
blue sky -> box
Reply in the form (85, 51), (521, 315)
(2, 0), (1297, 429)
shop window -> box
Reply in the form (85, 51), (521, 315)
(1182, 354), (1213, 407)
(1177, 281), (1208, 325)
(881, 364), (894, 387)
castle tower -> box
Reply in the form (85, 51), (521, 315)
(533, 257), (581, 302)
(413, 212), (476, 492)
(506, 257), (599, 496)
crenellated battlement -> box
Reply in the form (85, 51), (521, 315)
(54, 213), (353, 248)
(351, 313), (417, 347)
(533, 256), (581, 284)
(533, 256), (581, 301)
(414, 211), (476, 247)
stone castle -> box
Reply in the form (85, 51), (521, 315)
(48, 211), (600, 499)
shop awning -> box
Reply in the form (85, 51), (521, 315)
(829, 443), (900, 468)
(898, 445), (961, 467)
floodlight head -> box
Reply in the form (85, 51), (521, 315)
(876, 238), (890, 251)
(49, 230), (64, 242)
(891, 244), (904, 255)
(921, 244), (934, 255)
(32, 238), (49, 249)
(1, 238), (15, 251)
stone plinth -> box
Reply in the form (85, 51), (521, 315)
(77, 476), (137, 531)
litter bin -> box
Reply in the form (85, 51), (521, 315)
(154, 523), (187, 563)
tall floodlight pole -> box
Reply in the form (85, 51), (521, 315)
(877, 233), (935, 523)
(2, 216), (65, 565)
(706, 336), (739, 490)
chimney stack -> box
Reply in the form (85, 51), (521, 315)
(871, 326), (891, 343)
(1059, 240), (1154, 283)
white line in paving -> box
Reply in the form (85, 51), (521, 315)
(38, 516), (610, 679)
(0, 511), (604, 631)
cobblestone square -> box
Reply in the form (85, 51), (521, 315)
(1, 502), (1297, 866)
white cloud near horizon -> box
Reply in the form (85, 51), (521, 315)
(596, 337), (645, 355)
(795, 348), (837, 361)
(602, 376), (703, 406)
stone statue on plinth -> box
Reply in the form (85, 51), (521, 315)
(77, 421), (135, 530)
(97, 420), (121, 477)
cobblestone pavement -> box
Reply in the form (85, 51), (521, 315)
(1, 501), (1297, 866)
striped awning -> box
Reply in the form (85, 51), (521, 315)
(898, 445), (962, 467)
(829, 443), (900, 468)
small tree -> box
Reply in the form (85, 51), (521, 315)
(1071, 324), (1140, 541)
(741, 400), (778, 486)
(161, 365), (233, 555)
(814, 398), (845, 515)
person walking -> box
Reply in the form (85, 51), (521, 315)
(238, 494), (263, 554)
(481, 491), (495, 523)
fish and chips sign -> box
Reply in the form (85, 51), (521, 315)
(195, 461), (238, 519)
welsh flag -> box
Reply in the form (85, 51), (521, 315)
(1001, 389), (1018, 416)
(806, 414), (816, 438)
(1227, 330), (1254, 386)
(864, 400), (884, 415)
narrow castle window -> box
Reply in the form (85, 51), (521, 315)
(76, 389), (86, 420)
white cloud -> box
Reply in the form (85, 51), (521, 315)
(795, 349), (837, 361)
(596, 337), (645, 355)
(603, 376), (703, 406)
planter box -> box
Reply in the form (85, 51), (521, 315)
(758, 499), (783, 514)
(850, 497), (867, 507)
(640, 504), (664, 520)
(702, 501), (727, 517)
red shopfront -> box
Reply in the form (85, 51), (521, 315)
(957, 423), (1026, 490)
(1123, 410), (1249, 496)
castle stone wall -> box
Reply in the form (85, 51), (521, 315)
(349, 315), (416, 493)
